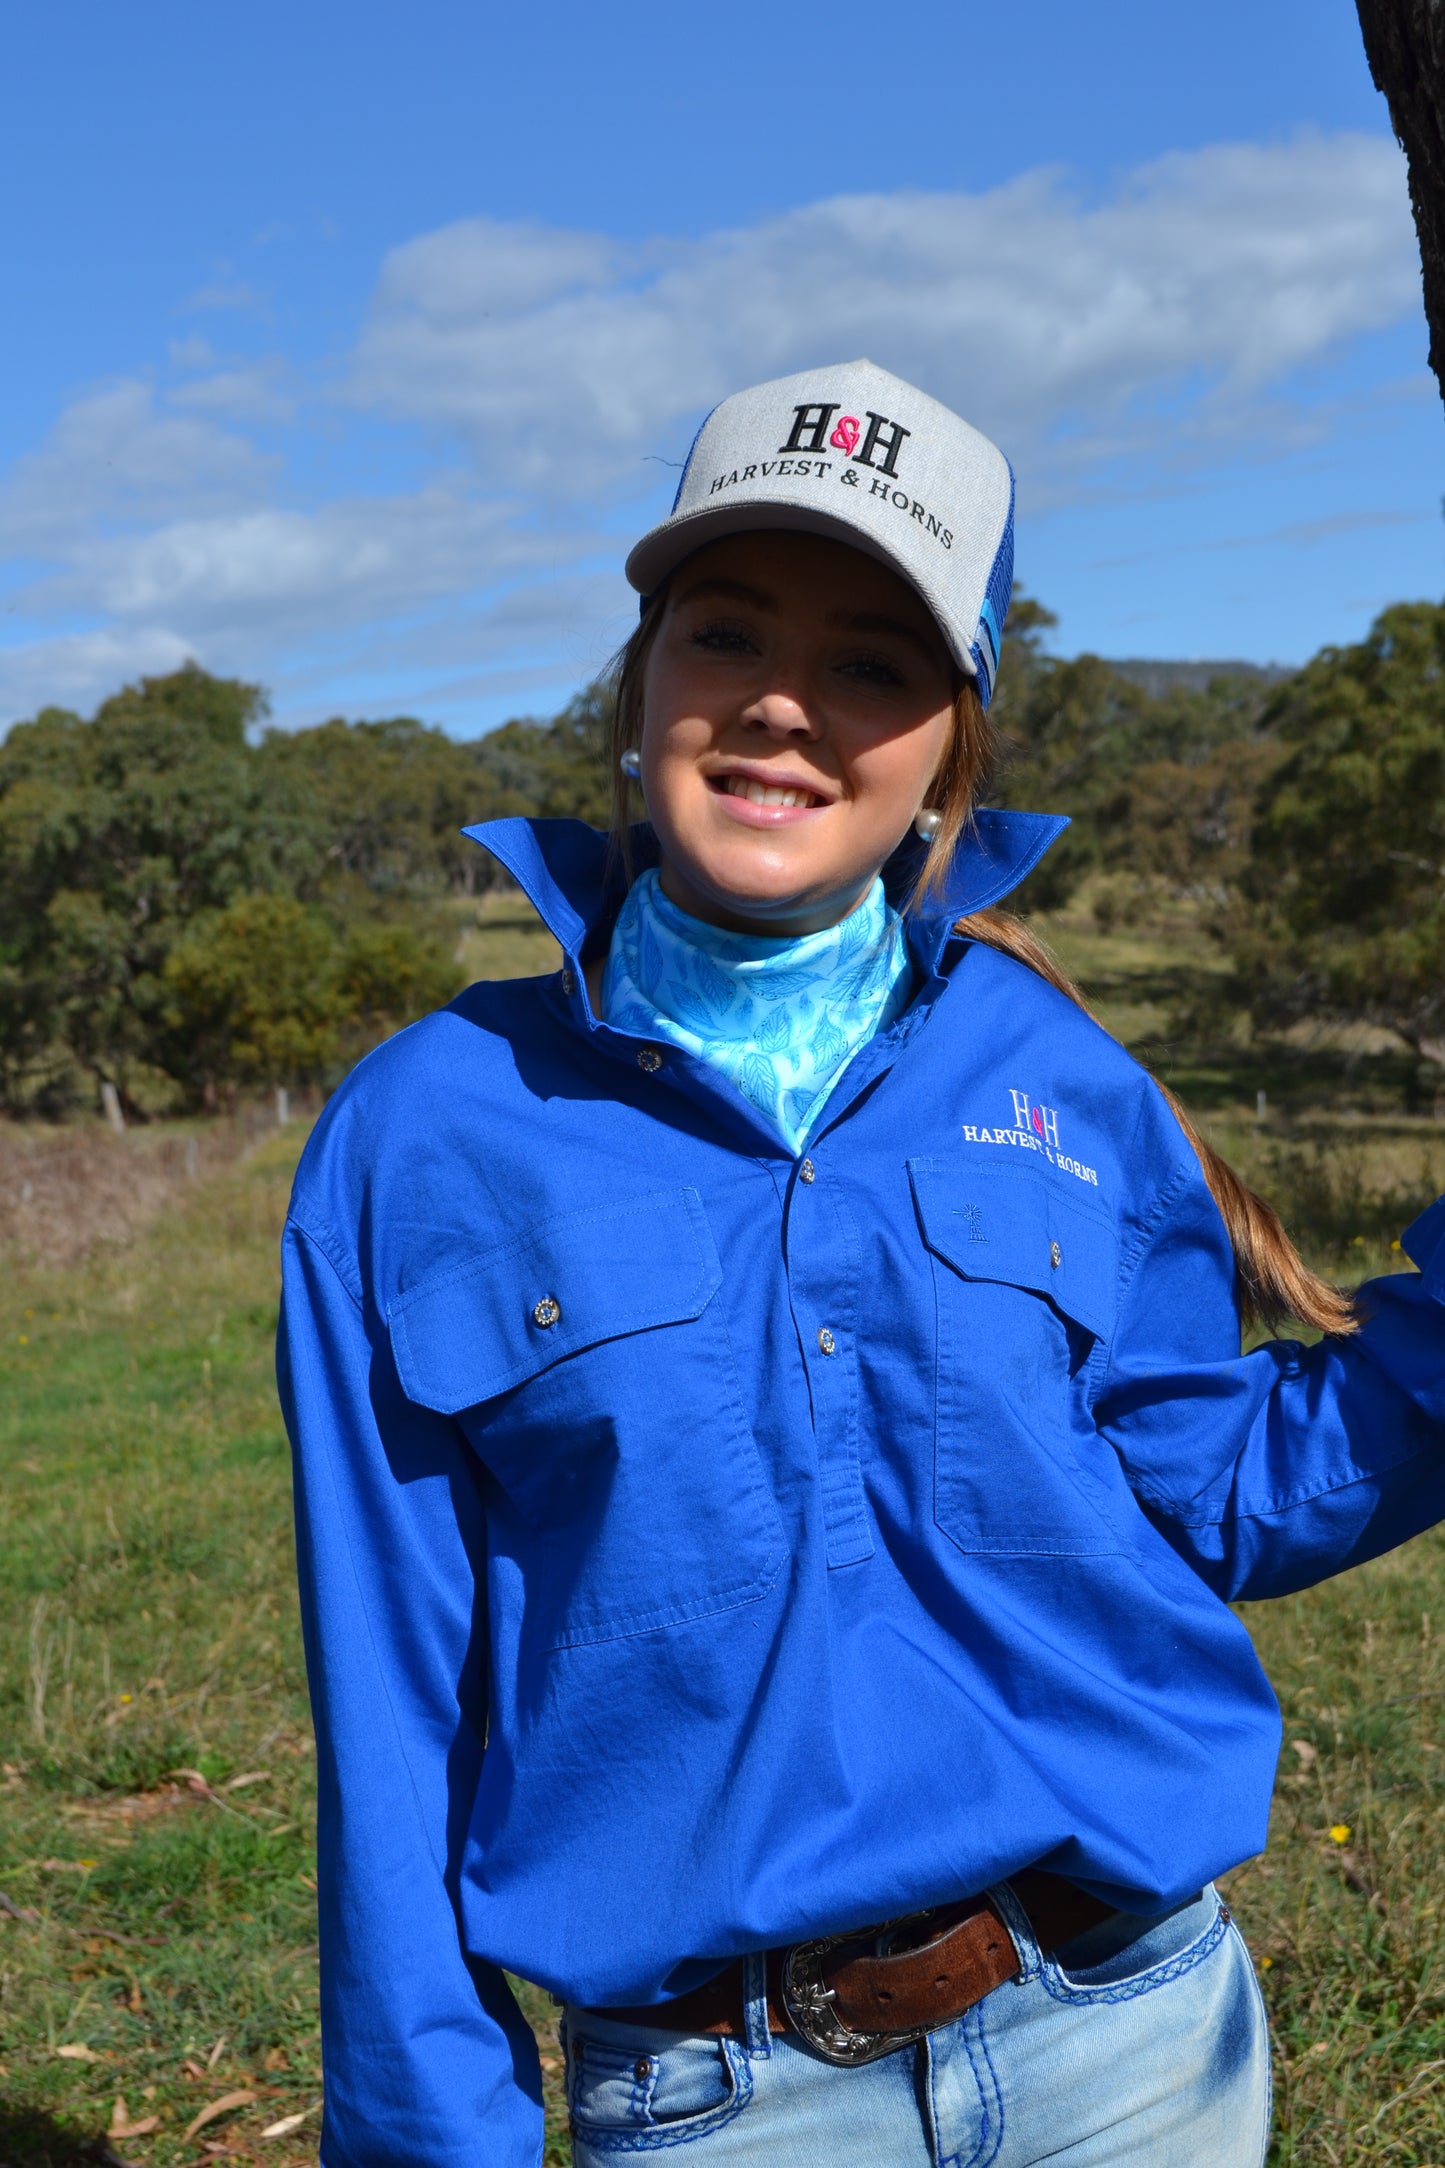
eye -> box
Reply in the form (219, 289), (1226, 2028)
(686, 617), (759, 656)
(837, 649), (907, 689)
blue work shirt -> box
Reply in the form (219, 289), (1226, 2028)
(277, 812), (1445, 2168)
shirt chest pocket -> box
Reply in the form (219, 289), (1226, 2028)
(909, 1155), (1119, 1556)
(387, 1188), (784, 1649)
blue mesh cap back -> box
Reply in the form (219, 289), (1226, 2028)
(971, 468), (1015, 705)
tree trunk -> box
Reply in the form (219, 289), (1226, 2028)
(1356, 0), (1445, 404)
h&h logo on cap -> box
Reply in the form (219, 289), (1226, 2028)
(780, 403), (911, 478)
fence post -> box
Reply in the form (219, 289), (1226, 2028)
(100, 1080), (126, 1135)
(276, 1086), (290, 1127)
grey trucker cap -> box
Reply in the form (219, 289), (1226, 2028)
(625, 359), (1015, 704)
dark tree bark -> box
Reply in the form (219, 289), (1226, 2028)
(1356, 0), (1445, 404)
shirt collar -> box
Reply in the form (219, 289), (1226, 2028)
(462, 808), (1069, 973)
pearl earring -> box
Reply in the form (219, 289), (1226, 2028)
(914, 807), (942, 842)
(619, 747), (642, 780)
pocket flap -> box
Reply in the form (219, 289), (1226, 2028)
(388, 1188), (723, 1414)
(909, 1154), (1116, 1341)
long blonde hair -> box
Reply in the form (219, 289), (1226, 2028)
(606, 597), (1356, 1339)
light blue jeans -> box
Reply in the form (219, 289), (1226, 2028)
(562, 1887), (1270, 2166)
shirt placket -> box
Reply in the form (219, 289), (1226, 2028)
(783, 1154), (873, 1568)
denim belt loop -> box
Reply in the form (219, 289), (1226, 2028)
(742, 1951), (773, 2057)
(989, 1881), (1042, 1983)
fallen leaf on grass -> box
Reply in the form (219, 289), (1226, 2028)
(109, 2096), (161, 2139)
(206, 2034), (228, 2069)
(167, 1768), (226, 1807)
(1325, 1845), (1377, 1898)
(0, 1889), (41, 1922)
(182, 2091), (258, 2143)
(261, 2105), (320, 2140)
(224, 1769), (271, 1791)
(56, 2041), (105, 2061)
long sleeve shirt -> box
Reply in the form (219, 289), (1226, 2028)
(277, 811), (1445, 2167)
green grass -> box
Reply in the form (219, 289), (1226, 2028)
(452, 889), (561, 988)
(1, 890), (1443, 2164)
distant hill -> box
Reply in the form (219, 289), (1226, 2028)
(1103, 658), (1294, 699)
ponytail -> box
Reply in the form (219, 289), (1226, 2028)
(954, 907), (1358, 1338)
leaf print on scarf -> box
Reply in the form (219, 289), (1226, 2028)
(836, 908), (871, 959)
(785, 1084), (822, 1136)
(639, 917), (666, 995)
(737, 1051), (780, 1116)
(690, 948), (740, 1019)
(758, 1005), (793, 1054)
(811, 1019), (849, 1072)
(609, 997), (656, 1037)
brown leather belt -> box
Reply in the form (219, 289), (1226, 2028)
(587, 1870), (1117, 2067)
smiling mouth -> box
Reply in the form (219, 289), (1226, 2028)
(712, 775), (826, 810)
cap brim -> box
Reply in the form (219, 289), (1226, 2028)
(623, 498), (977, 678)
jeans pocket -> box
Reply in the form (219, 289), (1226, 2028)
(1041, 1887), (1229, 2005)
(562, 2012), (753, 2152)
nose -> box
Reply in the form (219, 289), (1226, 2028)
(739, 688), (821, 741)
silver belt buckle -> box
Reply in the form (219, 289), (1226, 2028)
(781, 1915), (937, 2068)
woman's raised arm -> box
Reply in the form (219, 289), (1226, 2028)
(1096, 1141), (1445, 1605)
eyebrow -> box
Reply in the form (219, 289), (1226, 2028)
(825, 609), (946, 666)
(672, 579), (944, 667)
(672, 575), (777, 612)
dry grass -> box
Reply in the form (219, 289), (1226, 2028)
(0, 1116), (283, 1275)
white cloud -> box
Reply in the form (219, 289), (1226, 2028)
(34, 487), (564, 639)
(0, 624), (195, 725)
(0, 379), (275, 556)
(0, 129), (1427, 730)
(170, 357), (297, 425)
(351, 132), (1420, 506)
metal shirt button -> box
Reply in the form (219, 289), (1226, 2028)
(637, 1047), (663, 1073)
(561, 967), (575, 997)
(1049, 1241), (1063, 1270)
(798, 1158), (816, 1184)
(817, 1327), (837, 1356)
(532, 1296), (562, 1328)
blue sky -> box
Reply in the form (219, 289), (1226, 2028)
(1, 0), (1440, 735)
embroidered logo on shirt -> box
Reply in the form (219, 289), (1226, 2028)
(962, 1089), (1099, 1188)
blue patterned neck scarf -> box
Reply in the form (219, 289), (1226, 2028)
(603, 868), (914, 1153)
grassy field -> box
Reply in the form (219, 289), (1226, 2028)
(1, 883), (1443, 2165)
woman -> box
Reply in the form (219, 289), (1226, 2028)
(278, 359), (1445, 2167)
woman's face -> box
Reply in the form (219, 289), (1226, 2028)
(639, 530), (956, 935)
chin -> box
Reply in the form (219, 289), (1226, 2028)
(692, 851), (817, 912)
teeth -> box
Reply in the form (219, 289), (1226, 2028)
(725, 776), (815, 808)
